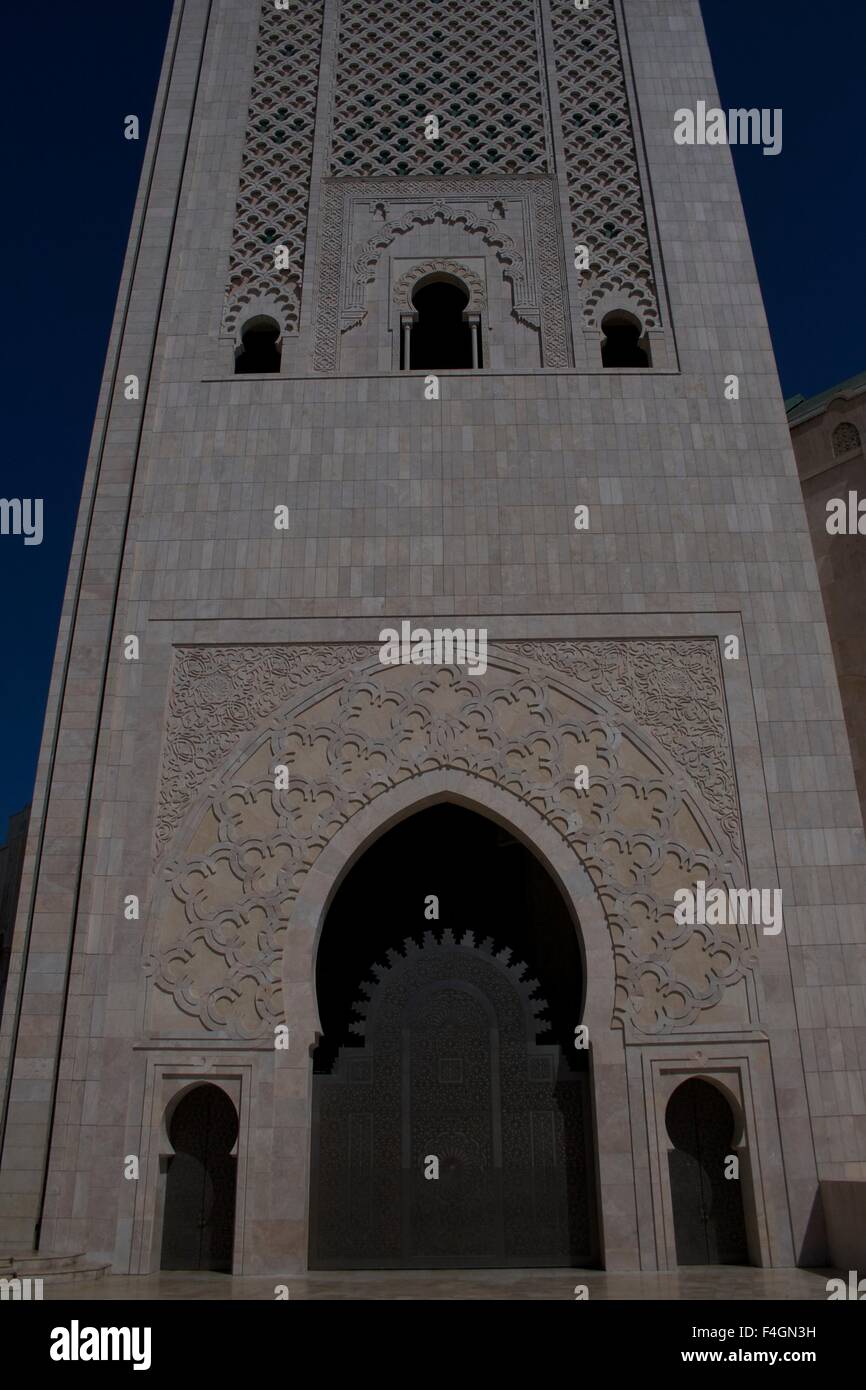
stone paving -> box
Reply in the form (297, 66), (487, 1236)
(44, 1266), (836, 1301)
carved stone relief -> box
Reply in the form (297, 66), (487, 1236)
(393, 260), (486, 315)
(512, 641), (740, 855)
(155, 644), (371, 854)
(147, 641), (752, 1044)
(312, 177), (571, 370)
(221, 2), (665, 356)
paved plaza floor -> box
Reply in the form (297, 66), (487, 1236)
(43, 1266), (837, 1300)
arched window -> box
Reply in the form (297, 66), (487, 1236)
(832, 421), (862, 458)
(405, 279), (481, 371)
(235, 315), (281, 374)
(601, 310), (650, 368)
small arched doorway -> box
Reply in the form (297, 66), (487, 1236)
(235, 315), (281, 373)
(309, 803), (597, 1268)
(160, 1084), (239, 1272)
(666, 1078), (748, 1265)
(407, 279), (478, 369)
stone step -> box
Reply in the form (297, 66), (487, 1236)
(0, 1252), (109, 1282)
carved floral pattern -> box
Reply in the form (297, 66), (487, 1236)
(148, 643), (751, 1042)
(513, 641), (740, 855)
(313, 178), (570, 370)
(156, 644), (370, 852)
(393, 260), (486, 315)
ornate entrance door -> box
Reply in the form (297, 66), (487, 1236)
(404, 985), (502, 1262)
(310, 932), (596, 1268)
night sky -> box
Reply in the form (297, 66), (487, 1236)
(0, 0), (864, 831)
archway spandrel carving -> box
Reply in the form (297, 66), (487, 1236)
(511, 640), (740, 857)
(148, 641), (750, 1041)
(156, 644), (372, 855)
(314, 178), (570, 371)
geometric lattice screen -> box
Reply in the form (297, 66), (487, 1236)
(223, 0), (325, 338)
(223, 0), (661, 346)
(549, 0), (660, 327)
(328, 0), (551, 176)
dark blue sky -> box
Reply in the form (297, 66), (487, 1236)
(1, 0), (864, 832)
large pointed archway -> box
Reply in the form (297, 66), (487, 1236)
(308, 803), (599, 1268)
(148, 640), (764, 1273)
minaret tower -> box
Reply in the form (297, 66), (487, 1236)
(1, 0), (863, 1277)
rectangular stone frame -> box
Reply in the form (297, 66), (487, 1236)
(124, 1053), (254, 1276)
(310, 176), (573, 372)
(632, 1042), (789, 1272)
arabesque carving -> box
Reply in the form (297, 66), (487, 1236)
(393, 260), (486, 315)
(147, 642), (752, 1043)
(314, 178), (570, 369)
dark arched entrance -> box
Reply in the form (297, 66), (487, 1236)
(309, 803), (597, 1268)
(234, 315), (281, 373)
(160, 1084), (239, 1272)
(666, 1078), (749, 1265)
(408, 280), (476, 369)
(601, 310), (649, 367)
